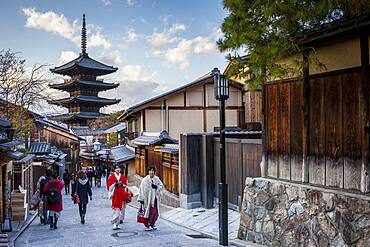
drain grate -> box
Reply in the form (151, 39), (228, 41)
(111, 231), (138, 238)
(186, 234), (210, 239)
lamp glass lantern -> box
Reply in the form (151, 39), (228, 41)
(212, 68), (229, 101)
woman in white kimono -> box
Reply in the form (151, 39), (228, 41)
(138, 166), (164, 231)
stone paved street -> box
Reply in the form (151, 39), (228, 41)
(15, 181), (239, 247)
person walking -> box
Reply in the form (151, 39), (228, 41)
(86, 167), (94, 187)
(107, 165), (128, 230)
(72, 170), (92, 224)
(63, 169), (72, 195)
(43, 172), (64, 230)
(37, 169), (53, 225)
(138, 166), (164, 231)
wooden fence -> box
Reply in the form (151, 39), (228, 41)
(264, 69), (368, 191)
(134, 146), (179, 194)
(181, 133), (262, 208)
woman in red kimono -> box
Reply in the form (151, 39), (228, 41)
(107, 165), (128, 230)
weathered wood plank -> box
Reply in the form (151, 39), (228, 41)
(325, 75), (344, 188)
(226, 141), (243, 206)
(308, 77), (326, 186)
(266, 84), (279, 178)
(279, 82), (291, 180)
(343, 72), (362, 191)
(290, 80), (304, 181)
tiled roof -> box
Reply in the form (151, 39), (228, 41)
(50, 80), (118, 91)
(28, 142), (51, 154)
(52, 112), (105, 121)
(154, 144), (179, 154)
(132, 131), (177, 146)
(49, 95), (120, 107)
(35, 118), (82, 140)
(110, 145), (135, 163)
(50, 53), (117, 76)
(104, 123), (126, 134)
(0, 119), (11, 128)
(71, 126), (107, 137)
(13, 154), (35, 164)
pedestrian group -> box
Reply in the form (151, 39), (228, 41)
(32, 164), (164, 232)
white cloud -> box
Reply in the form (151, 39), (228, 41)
(168, 23), (186, 34)
(147, 22), (186, 49)
(22, 8), (78, 40)
(101, 0), (112, 5)
(123, 28), (138, 45)
(163, 36), (216, 70)
(99, 51), (122, 65)
(164, 39), (192, 69)
(121, 65), (156, 82)
(192, 36), (217, 54)
(22, 8), (111, 50)
(58, 51), (78, 65)
(89, 31), (111, 49)
(127, 0), (137, 6)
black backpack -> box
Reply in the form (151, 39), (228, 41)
(47, 183), (60, 205)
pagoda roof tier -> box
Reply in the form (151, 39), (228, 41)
(51, 112), (106, 121)
(49, 80), (119, 91)
(50, 53), (118, 76)
(49, 96), (121, 107)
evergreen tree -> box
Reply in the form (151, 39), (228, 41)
(218, 0), (370, 88)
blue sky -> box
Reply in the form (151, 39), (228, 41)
(0, 0), (229, 113)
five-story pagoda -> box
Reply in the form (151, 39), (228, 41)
(49, 14), (120, 126)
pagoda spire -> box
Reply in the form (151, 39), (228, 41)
(81, 14), (87, 55)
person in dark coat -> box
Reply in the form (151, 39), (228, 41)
(63, 169), (72, 195)
(38, 169), (53, 225)
(72, 170), (92, 224)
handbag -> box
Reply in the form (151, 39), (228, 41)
(137, 205), (146, 224)
(30, 190), (41, 210)
(124, 187), (134, 203)
(108, 183), (115, 200)
(72, 181), (80, 204)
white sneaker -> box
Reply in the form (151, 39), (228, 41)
(145, 227), (152, 231)
(113, 224), (120, 230)
(151, 226), (157, 230)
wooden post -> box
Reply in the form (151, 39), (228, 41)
(360, 33), (370, 193)
(260, 82), (267, 177)
(302, 51), (310, 183)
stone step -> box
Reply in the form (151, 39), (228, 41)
(12, 214), (25, 221)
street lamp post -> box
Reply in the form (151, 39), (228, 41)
(212, 67), (229, 246)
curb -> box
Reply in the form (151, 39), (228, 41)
(9, 213), (37, 247)
(127, 203), (258, 247)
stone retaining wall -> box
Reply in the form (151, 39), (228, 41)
(238, 177), (370, 246)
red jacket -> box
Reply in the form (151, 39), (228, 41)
(44, 179), (64, 212)
(107, 173), (127, 209)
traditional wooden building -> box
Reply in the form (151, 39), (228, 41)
(49, 14), (120, 126)
(119, 73), (244, 141)
(131, 131), (179, 196)
(31, 118), (81, 172)
(224, 58), (262, 131)
(238, 15), (370, 246)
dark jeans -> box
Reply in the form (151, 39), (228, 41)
(65, 182), (70, 194)
(78, 203), (87, 217)
(144, 198), (158, 228)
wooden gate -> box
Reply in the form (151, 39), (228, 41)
(214, 138), (262, 206)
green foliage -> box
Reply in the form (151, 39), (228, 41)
(107, 132), (118, 148)
(218, 0), (370, 87)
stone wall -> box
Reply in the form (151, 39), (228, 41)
(238, 177), (370, 246)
